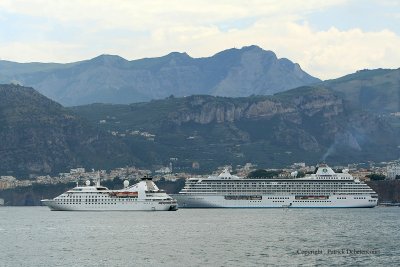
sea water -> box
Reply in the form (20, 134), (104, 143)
(0, 207), (399, 267)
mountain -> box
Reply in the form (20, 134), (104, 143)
(0, 84), (141, 176)
(1, 66), (399, 175)
(71, 87), (399, 170)
(321, 68), (400, 114)
(0, 46), (320, 106)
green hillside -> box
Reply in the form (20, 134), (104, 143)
(0, 84), (141, 176)
(71, 88), (399, 170)
(2, 68), (399, 177)
(322, 68), (400, 114)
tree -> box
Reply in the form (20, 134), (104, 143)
(247, 169), (281, 179)
(366, 174), (386, 181)
(297, 171), (306, 178)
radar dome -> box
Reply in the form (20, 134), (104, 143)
(85, 180), (91, 186)
(123, 180), (129, 188)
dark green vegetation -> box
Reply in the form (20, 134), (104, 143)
(322, 68), (400, 114)
(321, 68), (400, 131)
(0, 84), (143, 176)
(72, 83), (399, 170)
(367, 174), (386, 181)
(1, 67), (399, 176)
(0, 46), (319, 106)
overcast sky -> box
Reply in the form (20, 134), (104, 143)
(0, 0), (399, 79)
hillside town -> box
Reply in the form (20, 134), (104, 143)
(1, 159), (400, 190)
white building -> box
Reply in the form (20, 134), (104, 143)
(291, 162), (306, 169)
(387, 165), (400, 179)
(155, 167), (172, 174)
(70, 168), (85, 174)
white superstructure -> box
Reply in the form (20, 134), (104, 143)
(41, 176), (178, 211)
(172, 164), (378, 208)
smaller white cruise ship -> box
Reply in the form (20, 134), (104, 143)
(172, 164), (378, 208)
(41, 175), (178, 211)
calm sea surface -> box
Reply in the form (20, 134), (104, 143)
(0, 207), (399, 267)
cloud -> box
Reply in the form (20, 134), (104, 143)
(0, 0), (399, 79)
(252, 22), (400, 79)
(0, 41), (84, 62)
(0, 0), (345, 26)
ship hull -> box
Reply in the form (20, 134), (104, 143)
(41, 199), (178, 211)
(172, 194), (377, 208)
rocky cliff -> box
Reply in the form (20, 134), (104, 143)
(72, 87), (399, 168)
(169, 87), (342, 125)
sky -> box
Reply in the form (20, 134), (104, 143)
(0, 0), (399, 79)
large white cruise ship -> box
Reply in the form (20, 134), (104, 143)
(41, 176), (178, 211)
(172, 164), (378, 208)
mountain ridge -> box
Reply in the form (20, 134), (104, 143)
(321, 68), (400, 114)
(1, 64), (399, 175)
(0, 45), (320, 106)
(1, 79), (398, 176)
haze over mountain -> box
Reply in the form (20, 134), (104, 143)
(0, 46), (319, 106)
